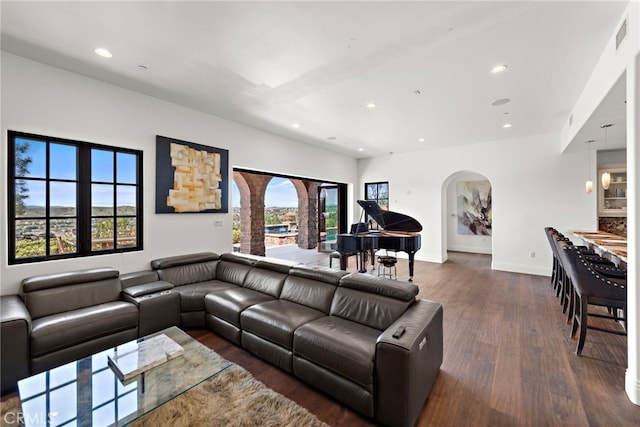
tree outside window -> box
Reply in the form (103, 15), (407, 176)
(365, 182), (389, 210)
(364, 181), (389, 229)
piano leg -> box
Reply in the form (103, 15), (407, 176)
(370, 249), (376, 271)
(358, 250), (367, 273)
(408, 252), (415, 281)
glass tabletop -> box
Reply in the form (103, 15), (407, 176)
(17, 327), (232, 427)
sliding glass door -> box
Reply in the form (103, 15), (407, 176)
(318, 185), (339, 252)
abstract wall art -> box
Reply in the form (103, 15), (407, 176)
(156, 135), (228, 213)
(457, 180), (492, 235)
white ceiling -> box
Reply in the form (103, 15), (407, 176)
(0, 0), (629, 158)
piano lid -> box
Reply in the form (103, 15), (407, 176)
(357, 200), (422, 233)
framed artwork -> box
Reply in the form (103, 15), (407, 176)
(155, 135), (229, 213)
(457, 180), (492, 235)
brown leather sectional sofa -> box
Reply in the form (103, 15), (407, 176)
(1, 252), (443, 427)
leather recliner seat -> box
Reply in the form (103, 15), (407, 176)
(20, 268), (139, 374)
(238, 265), (348, 372)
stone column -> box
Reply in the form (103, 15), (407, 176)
(292, 180), (319, 249)
(233, 172), (270, 256)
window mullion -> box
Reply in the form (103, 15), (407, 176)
(113, 151), (118, 250)
(45, 141), (51, 257)
(8, 136), (17, 262)
(78, 145), (92, 255)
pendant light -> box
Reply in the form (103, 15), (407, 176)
(602, 171), (611, 191)
(585, 140), (594, 193)
(600, 124), (613, 190)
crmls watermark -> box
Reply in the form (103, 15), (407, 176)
(3, 411), (57, 424)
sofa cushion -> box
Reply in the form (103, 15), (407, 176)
(21, 268), (122, 320)
(173, 281), (238, 312)
(253, 258), (299, 273)
(242, 268), (287, 298)
(219, 253), (298, 272)
(216, 259), (253, 286)
(30, 301), (138, 357)
(204, 288), (274, 327)
(241, 300), (325, 349)
(289, 265), (349, 285)
(293, 316), (379, 391)
(219, 252), (257, 266)
(280, 275), (337, 314)
(330, 287), (413, 331)
(339, 273), (418, 301)
(150, 252), (219, 270)
(156, 260), (219, 286)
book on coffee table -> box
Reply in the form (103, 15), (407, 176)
(108, 333), (184, 381)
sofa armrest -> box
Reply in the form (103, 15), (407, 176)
(375, 299), (443, 427)
(120, 270), (160, 288)
(122, 281), (174, 298)
(1, 295), (32, 394)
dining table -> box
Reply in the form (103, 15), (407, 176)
(570, 229), (627, 266)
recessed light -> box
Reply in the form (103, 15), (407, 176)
(491, 98), (511, 106)
(503, 123), (512, 128)
(358, 148), (364, 152)
(94, 48), (112, 58)
(292, 123), (300, 128)
(491, 64), (508, 73)
(412, 90), (421, 95)
(366, 102), (377, 109)
(137, 65), (148, 71)
(418, 138), (425, 142)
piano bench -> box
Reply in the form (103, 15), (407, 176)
(329, 250), (360, 271)
(377, 255), (397, 279)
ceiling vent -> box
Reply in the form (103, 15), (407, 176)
(616, 18), (627, 50)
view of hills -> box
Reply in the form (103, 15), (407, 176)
(18, 206), (137, 217)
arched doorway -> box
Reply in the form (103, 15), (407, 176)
(231, 169), (346, 257)
(441, 171), (493, 258)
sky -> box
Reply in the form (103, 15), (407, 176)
(16, 138), (137, 207)
(232, 176), (298, 208)
(18, 138), (305, 209)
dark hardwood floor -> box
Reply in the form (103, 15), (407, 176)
(190, 249), (640, 426)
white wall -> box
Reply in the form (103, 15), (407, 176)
(445, 172), (492, 255)
(561, 1), (639, 151)
(358, 133), (597, 276)
(598, 148), (626, 166)
(0, 52), (358, 294)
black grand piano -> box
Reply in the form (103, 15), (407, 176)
(336, 200), (422, 281)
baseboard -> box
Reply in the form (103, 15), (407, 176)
(626, 370), (640, 406)
(415, 253), (448, 264)
(416, 255), (551, 276)
(447, 245), (492, 255)
(491, 261), (550, 277)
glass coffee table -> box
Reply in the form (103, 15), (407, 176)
(17, 327), (231, 426)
